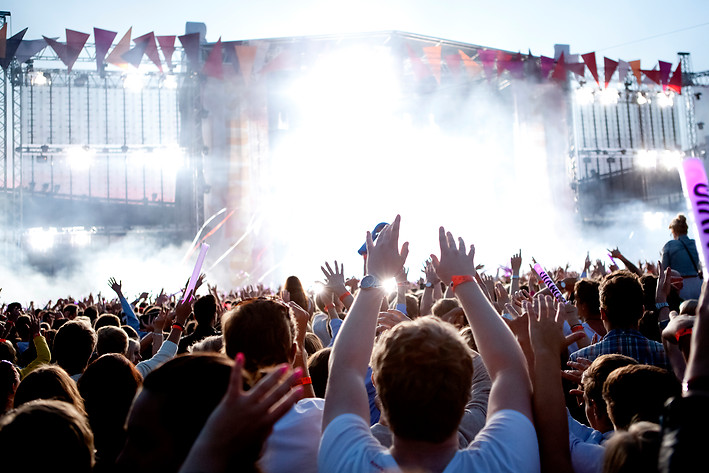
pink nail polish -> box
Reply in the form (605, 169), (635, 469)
(236, 353), (244, 363)
(293, 367), (303, 378)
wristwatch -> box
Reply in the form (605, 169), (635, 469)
(360, 275), (382, 290)
(425, 281), (434, 288)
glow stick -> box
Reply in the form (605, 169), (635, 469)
(183, 243), (209, 302)
(533, 262), (567, 303)
(680, 158), (709, 270)
(607, 254), (616, 266)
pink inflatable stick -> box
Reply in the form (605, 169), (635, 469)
(533, 262), (567, 303)
(680, 158), (709, 270)
(183, 243), (210, 302)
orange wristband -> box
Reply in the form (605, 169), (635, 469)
(293, 376), (312, 386)
(324, 304), (335, 312)
(339, 292), (351, 302)
(676, 328), (693, 342)
(571, 324), (585, 333)
(451, 275), (475, 291)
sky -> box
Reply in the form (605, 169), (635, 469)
(5, 0), (709, 71)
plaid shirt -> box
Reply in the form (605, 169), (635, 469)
(569, 329), (670, 371)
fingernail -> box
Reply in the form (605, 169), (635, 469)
(293, 367), (303, 378)
(236, 353), (244, 363)
(278, 364), (290, 375)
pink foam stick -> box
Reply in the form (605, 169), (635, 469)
(183, 243), (210, 302)
(681, 158), (709, 270)
(533, 262), (567, 303)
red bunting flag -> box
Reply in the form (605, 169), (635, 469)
(581, 53), (599, 85)
(604, 57), (618, 88)
(668, 63), (682, 94)
(202, 38), (223, 79)
(0, 23), (6, 59)
(444, 53), (461, 77)
(157, 36), (176, 70)
(629, 60), (642, 85)
(658, 61), (672, 88)
(478, 49), (496, 79)
(178, 32), (202, 69)
(540, 56), (555, 79)
(134, 32), (162, 72)
(496, 50), (513, 77)
(46, 30), (90, 72)
(566, 62), (586, 77)
(235, 45), (257, 85)
(551, 52), (567, 82)
(94, 28), (117, 72)
(106, 28), (132, 67)
(642, 68), (661, 85)
(423, 45), (442, 83)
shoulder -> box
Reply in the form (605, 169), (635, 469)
(453, 410), (539, 473)
(318, 414), (396, 473)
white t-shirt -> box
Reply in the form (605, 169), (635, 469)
(568, 412), (613, 473)
(318, 409), (539, 473)
(259, 397), (325, 473)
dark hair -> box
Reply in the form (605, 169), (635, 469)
(600, 271), (644, 328)
(78, 354), (142, 462)
(96, 326), (129, 356)
(405, 294), (420, 319)
(94, 314), (121, 331)
(574, 279), (600, 315)
(303, 332), (323, 357)
(222, 298), (295, 374)
(307, 347), (331, 398)
(0, 361), (19, 413)
(193, 295), (217, 326)
(669, 214), (688, 235)
(83, 306), (99, 324)
(603, 421), (661, 473)
(6, 302), (22, 314)
(121, 325), (140, 341)
(582, 354), (638, 411)
(0, 399), (94, 472)
(0, 340), (17, 365)
(53, 320), (97, 376)
(284, 276), (309, 313)
(63, 304), (80, 318)
(603, 364), (680, 430)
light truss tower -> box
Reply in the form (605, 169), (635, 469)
(678, 52), (697, 154)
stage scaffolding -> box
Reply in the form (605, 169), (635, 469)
(0, 33), (207, 267)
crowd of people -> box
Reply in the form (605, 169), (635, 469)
(0, 213), (707, 473)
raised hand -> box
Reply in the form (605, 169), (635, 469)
(511, 250), (522, 274)
(376, 309), (411, 334)
(173, 291), (194, 326)
(288, 302), (310, 347)
(422, 259), (440, 284)
(365, 215), (409, 281)
(439, 306), (466, 329)
(656, 262), (672, 304)
(430, 227), (476, 285)
(108, 277), (123, 296)
(321, 261), (347, 294)
(495, 282), (511, 306)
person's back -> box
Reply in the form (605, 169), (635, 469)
(570, 271), (669, 370)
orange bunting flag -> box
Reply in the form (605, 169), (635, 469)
(458, 50), (482, 77)
(235, 45), (257, 85)
(628, 60), (642, 85)
(202, 38), (223, 79)
(106, 28), (132, 67)
(423, 45), (442, 83)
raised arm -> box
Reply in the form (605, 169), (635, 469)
(510, 250), (522, 295)
(431, 227), (533, 421)
(322, 261), (354, 310)
(322, 215), (408, 429)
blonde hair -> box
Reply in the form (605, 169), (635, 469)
(371, 316), (473, 443)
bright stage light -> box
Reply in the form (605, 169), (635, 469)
(162, 73), (178, 90)
(30, 71), (50, 86)
(636, 150), (657, 169)
(66, 146), (95, 170)
(123, 73), (145, 91)
(382, 277), (397, 294)
(643, 211), (664, 230)
(151, 146), (185, 174)
(69, 227), (92, 247)
(636, 92), (648, 105)
(656, 91), (674, 108)
(27, 227), (57, 252)
(659, 150), (682, 170)
(598, 88), (619, 106)
(575, 87), (595, 106)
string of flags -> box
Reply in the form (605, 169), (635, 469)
(0, 24), (685, 94)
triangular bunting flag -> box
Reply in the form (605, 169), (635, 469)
(202, 38), (223, 79)
(106, 28), (132, 67)
(65, 29), (90, 72)
(0, 23), (7, 59)
(423, 46), (442, 83)
(629, 60), (642, 85)
(134, 32), (162, 72)
(0, 28), (26, 69)
(157, 35), (176, 70)
(659, 61), (672, 88)
(540, 56), (555, 79)
(478, 49), (496, 79)
(406, 44), (431, 81)
(551, 52), (567, 82)
(496, 50), (513, 77)
(617, 59), (630, 84)
(581, 53), (599, 85)
(122, 39), (148, 69)
(445, 53), (462, 77)
(604, 57), (618, 88)
(458, 50), (482, 77)
(94, 28), (117, 72)
(178, 32), (201, 69)
(235, 44), (257, 85)
(642, 68), (661, 85)
(668, 63), (682, 94)
(15, 38), (48, 64)
(566, 62), (586, 77)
